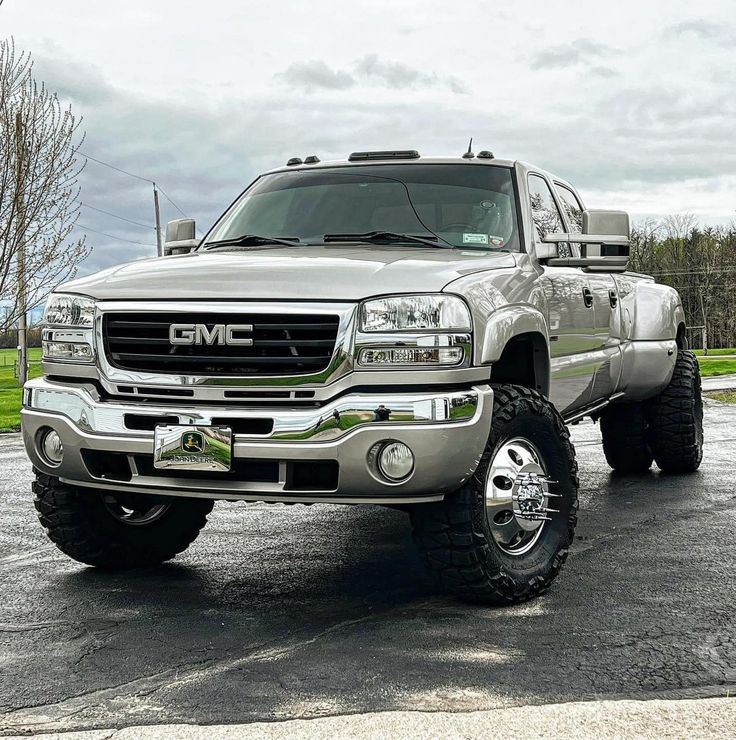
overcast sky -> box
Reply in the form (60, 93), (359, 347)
(2, 0), (734, 275)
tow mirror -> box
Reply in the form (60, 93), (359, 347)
(540, 209), (630, 272)
(164, 219), (199, 256)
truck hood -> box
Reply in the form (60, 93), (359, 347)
(60, 245), (516, 301)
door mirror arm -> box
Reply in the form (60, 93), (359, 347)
(537, 209), (630, 272)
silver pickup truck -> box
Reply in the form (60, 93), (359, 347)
(22, 150), (703, 604)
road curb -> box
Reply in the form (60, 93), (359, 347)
(9, 697), (736, 739)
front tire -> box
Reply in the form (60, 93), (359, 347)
(33, 473), (213, 569)
(410, 385), (579, 605)
(646, 350), (703, 473)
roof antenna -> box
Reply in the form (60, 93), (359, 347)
(462, 137), (475, 159)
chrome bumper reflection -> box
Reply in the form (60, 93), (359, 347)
(25, 377), (481, 443)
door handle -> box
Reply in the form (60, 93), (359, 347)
(609, 289), (618, 308)
(582, 287), (594, 308)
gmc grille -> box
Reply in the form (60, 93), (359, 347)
(103, 312), (340, 376)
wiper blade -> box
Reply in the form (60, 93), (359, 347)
(204, 234), (301, 249)
(323, 230), (451, 249)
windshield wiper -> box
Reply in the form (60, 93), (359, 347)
(323, 230), (451, 249)
(204, 234), (301, 249)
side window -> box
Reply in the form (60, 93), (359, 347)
(528, 174), (563, 240)
(555, 184), (584, 234)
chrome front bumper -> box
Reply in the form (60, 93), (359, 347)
(22, 378), (493, 504)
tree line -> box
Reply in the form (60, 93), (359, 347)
(629, 215), (736, 350)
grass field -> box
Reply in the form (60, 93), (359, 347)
(696, 357), (736, 377)
(0, 346), (734, 433)
(0, 347), (42, 432)
(694, 348), (736, 356)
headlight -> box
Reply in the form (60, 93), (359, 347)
(42, 294), (96, 363)
(361, 294), (471, 332)
(356, 294), (472, 368)
(44, 294), (95, 327)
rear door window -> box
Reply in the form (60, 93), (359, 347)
(555, 184), (584, 234)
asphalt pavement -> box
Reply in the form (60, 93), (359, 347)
(1, 400), (735, 736)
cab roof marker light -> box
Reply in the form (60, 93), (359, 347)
(348, 150), (420, 162)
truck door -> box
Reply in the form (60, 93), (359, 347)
(528, 174), (601, 415)
(554, 183), (623, 401)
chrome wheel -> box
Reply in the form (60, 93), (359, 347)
(484, 437), (556, 556)
(102, 495), (170, 526)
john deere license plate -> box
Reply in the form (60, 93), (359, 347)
(153, 425), (232, 472)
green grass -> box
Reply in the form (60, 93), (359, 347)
(697, 357), (736, 377)
(694, 348), (736, 356)
(0, 347), (43, 433)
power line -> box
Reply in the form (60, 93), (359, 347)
(80, 202), (154, 230)
(76, 147), (194, 242)
(77, 149), (154, 184)
(74, 222), (156, 248)
(77, 149), (190, 217)
(156, 185), (189, 219)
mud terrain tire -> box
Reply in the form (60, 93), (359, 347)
(646, 350), (703, 473)
(410, 385), (578, 606)
(600, 403), (653, 474)
(33, 472), (213, 568)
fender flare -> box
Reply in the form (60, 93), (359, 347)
(627, 282), (685, 342)
(479, 305), (549, 365)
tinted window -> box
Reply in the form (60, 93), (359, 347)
(528, 174), (563, 240)
(555, 184), (584, 234)
(206, 165), (521, 251)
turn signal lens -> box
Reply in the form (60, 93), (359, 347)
(42, 341), (94, 362)
(358, 346), (464, 366)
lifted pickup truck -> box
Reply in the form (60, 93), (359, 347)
(22, 150), (703, 604)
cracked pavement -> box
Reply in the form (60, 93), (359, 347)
(1, 400), (735, 735)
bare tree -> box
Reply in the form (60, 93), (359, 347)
(0, 38), (89, 337)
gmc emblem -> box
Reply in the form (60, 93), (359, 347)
(169, 323), (254, 346)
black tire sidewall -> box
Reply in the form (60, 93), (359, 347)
(472, 391), (577, 578)
(34, 474), (214, 568)
(84, 492), (213, 553)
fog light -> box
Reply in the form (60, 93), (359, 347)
(378, 441), (414, 482)
(40, 429), (64, 466)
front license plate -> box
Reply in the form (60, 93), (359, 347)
(153, 425), (232, 472)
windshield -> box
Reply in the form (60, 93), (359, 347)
(204, 164), (521, 251)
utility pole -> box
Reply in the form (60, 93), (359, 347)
(15, 111), (28, 386)
(153, 183), (163, 256)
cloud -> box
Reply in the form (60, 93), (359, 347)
(664, 19), (736, 45)
(352, 54), (468, 93)
(275, 60), (355, 91)
(530, 39), (619, 70)
(275, 55), (468, 94)
(589, 66), (618, 78)
(32, 53), (115, 104)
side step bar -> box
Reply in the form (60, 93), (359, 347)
(563, 392), (625, 425)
